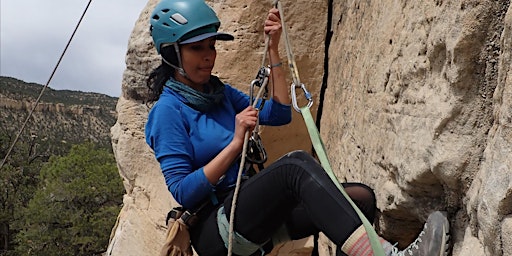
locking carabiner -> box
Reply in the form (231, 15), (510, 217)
(291, 83), (313, 112)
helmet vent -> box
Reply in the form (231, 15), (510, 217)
(171, 13), (188, 25)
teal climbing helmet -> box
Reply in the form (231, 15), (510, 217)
(150, 0), (234, 53)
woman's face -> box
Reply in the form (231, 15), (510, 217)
(176, 37), (217, 90)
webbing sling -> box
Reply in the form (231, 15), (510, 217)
(300, 106), (385, 256)
(272, 0), (385, 253)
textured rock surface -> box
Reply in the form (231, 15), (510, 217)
(107, 0), (511, 255)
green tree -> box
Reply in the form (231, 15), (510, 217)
(14, 143), (123, 256)
(1, 132), (45, 255)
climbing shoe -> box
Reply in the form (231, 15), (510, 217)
(391, 211), (450, 256)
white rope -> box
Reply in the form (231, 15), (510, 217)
(226, 2), (278, 255)
(275, 0), (301, 86)
(227, 74), (269, 256)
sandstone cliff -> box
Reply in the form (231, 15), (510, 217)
(107, 0), (512, 255)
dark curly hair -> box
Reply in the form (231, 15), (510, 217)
(146, 45), (179, 102)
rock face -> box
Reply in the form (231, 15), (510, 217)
(107, 0), (511, 255)
(0, 97), (107, 115)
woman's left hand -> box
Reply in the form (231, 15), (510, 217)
(263, 7), (290, 105)
(264, 8), (282, 50)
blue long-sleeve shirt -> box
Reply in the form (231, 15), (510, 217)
(145, 79), (291, 209)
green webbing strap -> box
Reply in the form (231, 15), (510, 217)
(300, 106), (385, 256)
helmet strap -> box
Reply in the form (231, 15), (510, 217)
(162, 57), (186, 77)
(161, 43), (189, 79)
(162, 56), (198, 87)
(173, 44), (188, 78)
(162, 43), (205, 87)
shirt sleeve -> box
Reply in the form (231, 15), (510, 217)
(258, 99), (292, 126)
(145, 101), (214, 209)
(225, 84), (292, 126)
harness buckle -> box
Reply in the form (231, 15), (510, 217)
(166, 206), (201, 227)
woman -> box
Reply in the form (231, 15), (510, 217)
(145, 0), (450, 255)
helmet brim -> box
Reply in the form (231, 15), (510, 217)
(179, 32), (234, 44)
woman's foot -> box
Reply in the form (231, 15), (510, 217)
(391, 211), (450, 256)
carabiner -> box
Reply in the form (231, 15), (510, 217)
(291, 83), (313, 112)
(246, 136), (268, 165)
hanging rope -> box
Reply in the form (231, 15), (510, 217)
(0, 0), (93, 170)
(227, 51), (271, 256)
(226, 2), (280, 253)
(275, 1), (385, 255)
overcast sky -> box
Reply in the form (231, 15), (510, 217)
(1, 0), (149, 97)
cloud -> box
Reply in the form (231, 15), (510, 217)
(0, 0), (148, 97)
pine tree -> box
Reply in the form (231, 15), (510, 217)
(14, 143), (123, 256)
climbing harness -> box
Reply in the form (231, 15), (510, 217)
(0, 0), (92, 170)
(275, 1), (386, 255)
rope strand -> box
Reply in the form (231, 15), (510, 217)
(227, 75), (269, 256)
(227, 2), (279, 255)
(0, 0), (93, 170)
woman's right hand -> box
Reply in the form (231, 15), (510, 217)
(204, 106), (258, 185)
(232, 106), (258, 150)
(264, 8), (282, 51)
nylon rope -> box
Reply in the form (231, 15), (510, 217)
(275, 1), (301, 87)
(227, 75), (269, 256)
(275, 1), (386, 255)
(227, 2), (276, 253)
(0, 0), (93, 170)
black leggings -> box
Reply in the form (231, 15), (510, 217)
(190, 150), (376, 256)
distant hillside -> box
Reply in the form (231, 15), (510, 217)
(0, 76), (117, 106)
(0, 76), (118, 156)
